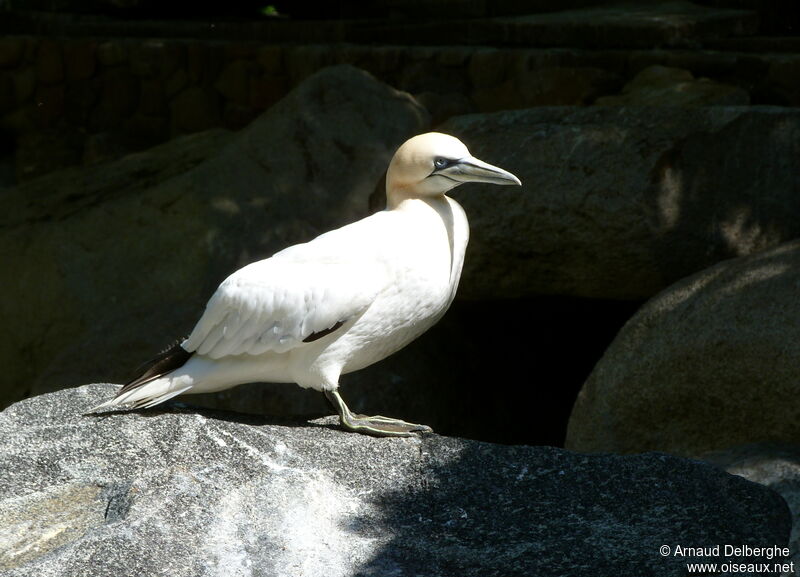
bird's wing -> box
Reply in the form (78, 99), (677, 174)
(182, 258), (386, 358)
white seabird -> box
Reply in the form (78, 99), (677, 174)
(90, 132), (521, 436)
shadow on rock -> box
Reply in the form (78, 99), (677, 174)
(351, 440), (791, 577)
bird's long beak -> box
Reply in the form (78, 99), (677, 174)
(440, 156), (522, 186)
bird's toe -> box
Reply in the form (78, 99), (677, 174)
(341, 414), (433, 437)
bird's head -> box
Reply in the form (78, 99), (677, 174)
(386, 132), (521, 207)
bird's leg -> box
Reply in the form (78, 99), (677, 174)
(324, 390), (432, 438)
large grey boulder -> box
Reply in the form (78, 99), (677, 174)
(566, 240), (800, 457)
(0, 64), (429, 408)
(440, 106), (800, 300)
(0, 385), (791, 577)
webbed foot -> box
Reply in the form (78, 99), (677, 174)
(324, 390), (432, 438)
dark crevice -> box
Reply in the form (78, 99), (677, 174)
(101, 481), (133, 523)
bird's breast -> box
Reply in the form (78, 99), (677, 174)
(338, 196), (469, 372)
(286, 196), (469, 384)
(382, 196), (467, 305)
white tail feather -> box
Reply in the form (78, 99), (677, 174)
(87, 379), (193, 413)
(137, 386), (193, 409)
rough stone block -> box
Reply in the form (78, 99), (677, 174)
(137, 78), (166, 116)
(0, 73), (14, 115)
(32, 83), (65, 127)
(36, 40), (64, 85)
(468, 48), (508, 88)
(91, 67), (139, 128)
(12, 67), (36, 105)
(596, 65), (750, 106)
(248, 74), (288, 111)
(129, 41), (164, 77)
(284, 45), (336, 86)
(495, 1), (759, 49)
(0, 37), (25, 69)
(64, 41), (96, 82)
(64, 78), (101, 125)
(96, 41), (128, 67)
(765, 56), (800, 107)
(170, 85), (221, 133)
(157, 42), (187, 79)
(214, 59), (253, 105)
(164, 67), (188, 98)
(256, 45), (283, 74)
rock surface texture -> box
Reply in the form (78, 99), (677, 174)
(0, 64), (428, 408)
(566, 240), (800, 457)
(441, 106), (800, 300)
(702, 443), (800, 572)
(490, 1), (758, 49)
(0, 385), (791, 577)
(595, 65), (750, 106)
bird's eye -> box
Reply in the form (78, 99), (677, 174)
(434, 157), (448, 170)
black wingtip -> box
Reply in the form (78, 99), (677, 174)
(117, 338), (193, 398)
(302, 320), (345, 343)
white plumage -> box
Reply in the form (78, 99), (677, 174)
(91, 132), (520, 436)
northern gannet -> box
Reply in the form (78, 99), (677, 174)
(90, 132), (521, 436)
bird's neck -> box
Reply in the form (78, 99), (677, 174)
(386, 187), (449, 211)
(387, 193), (467, 296)
(388, 195), (460, 256)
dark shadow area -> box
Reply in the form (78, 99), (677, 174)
(347, 440), (791, 576)
(1, 1), (798, 185)
(701, 442), (800, 530)
(649, 109), (800, 286)
(0, 128), (14, 188)
(1, 0), (610, 22)
(346, 296), (643, 447)
(696, 0), (800, 36)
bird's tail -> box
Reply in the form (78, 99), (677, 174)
(86, 339), (195, 413)
(88, 379), (193, 412)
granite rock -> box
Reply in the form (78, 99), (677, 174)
(566, 240), (800, 456)
(702, 443), (800, 573)
(440, 106), (800, 300)
(0, 384), (791, 577)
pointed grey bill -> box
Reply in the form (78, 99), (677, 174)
(438, 156), (522, 186)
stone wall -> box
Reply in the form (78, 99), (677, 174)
(2, 34), (800, 184)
